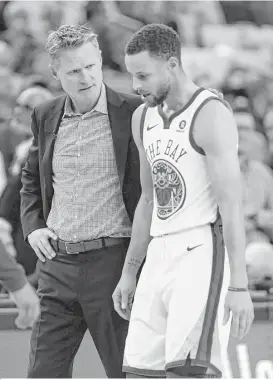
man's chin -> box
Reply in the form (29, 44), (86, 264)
(144, 98), (158, 108)
(147, 103), (157, 108)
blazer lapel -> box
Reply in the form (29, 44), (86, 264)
(106, 86), (130, 186)
(42, 96), (66, 199)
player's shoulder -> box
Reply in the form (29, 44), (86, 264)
(198, 94), (233, 120)
(193, 95), (237, 151)
(194, 93), (236, 134)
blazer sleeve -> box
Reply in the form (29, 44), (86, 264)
(0, 240), (27, 292)
(20, 109), (47, 242)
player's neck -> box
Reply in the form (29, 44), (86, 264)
(162, 78), (199, 116)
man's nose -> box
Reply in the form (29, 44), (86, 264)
(132, 77), (142, 93)
(80, 69), (90, 84)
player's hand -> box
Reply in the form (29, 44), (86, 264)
(112, 272), (137, 320)
(208, 88), (233, 112)
(223, 290), (254, 340)
(10, 282), (40, 329)
(28, 228), (57, 262)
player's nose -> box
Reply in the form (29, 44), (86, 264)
(132, 77), (142, 93)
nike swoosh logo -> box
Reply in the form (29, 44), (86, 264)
(147, 124), (158, 131)
(187, 244), (203, 252)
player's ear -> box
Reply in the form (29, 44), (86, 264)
(168, 57), (179, 71)
(52, 69), (58, 79)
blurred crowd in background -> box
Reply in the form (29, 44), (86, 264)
(0, 0), (273, 295)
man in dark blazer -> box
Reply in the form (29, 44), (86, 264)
(20, 25), (142, 378)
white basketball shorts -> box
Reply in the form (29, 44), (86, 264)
(123, 219), (231, 378)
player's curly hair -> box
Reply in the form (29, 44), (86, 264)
(46, 24), (99, 75)
(125, 24), (182, 65)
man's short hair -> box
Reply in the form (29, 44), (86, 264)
(45, 24), (99, 75)
(125, 24), (182, 64)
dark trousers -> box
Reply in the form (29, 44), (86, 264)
(27, 241), (129, 378)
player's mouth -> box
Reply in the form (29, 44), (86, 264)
(141, 93), (151, 101)
(79, 85), (93, 92)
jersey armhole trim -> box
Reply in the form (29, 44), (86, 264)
(140, 105), (148, 142)
(189, 97), (224, 156)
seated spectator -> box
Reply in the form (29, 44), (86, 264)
(224, 66), (248, 92)
(0, 80), (46, 179)
(234, 108), (256, 131)
(0, 68), (27, 179)
(1, 1), (41, 75)
(31, 51), (62, 94)
(0, 152), (6, 198)
(0, 40), (14, 68)
(0, 66), (17, 124)
(222, 85), (253, 115)
(263, 110), (273, 168)
(246, 241), (273, 291)
(239, 128), (273, 245)
(10, 86), (53, 141)
(264, 110), (273, 142)
(248, 77), (270, 133)
(88, 1), (143, 72)
(0, 86), (54, 287)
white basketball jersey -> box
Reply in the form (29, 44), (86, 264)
(142, 88), (221, 237)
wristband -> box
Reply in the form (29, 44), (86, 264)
(228, 286), (248, 292)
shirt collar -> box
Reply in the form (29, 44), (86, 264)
(63, 83), (108, 117)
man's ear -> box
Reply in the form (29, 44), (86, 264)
(99, 49), (103, 67)
(52, 69), (58, 79)
(168, 57), (179, 71)
(50, 64), (58, 80)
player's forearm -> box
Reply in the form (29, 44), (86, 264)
(122, 194), (153, 277)
(220, 201), (248, 288)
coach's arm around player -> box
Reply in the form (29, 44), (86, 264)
(113, 104), (153, 320)
(193, 98), (254, 340)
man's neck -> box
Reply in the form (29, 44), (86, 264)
(71, 84), (103, 115)
(162, 78), (199, 116)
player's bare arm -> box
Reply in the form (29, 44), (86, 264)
(194, 100), (254, 339)
(112, 104), (154, 320)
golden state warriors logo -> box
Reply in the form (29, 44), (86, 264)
(152, 159), (186, 219)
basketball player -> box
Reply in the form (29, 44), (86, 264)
(113, 24), (254, 378)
